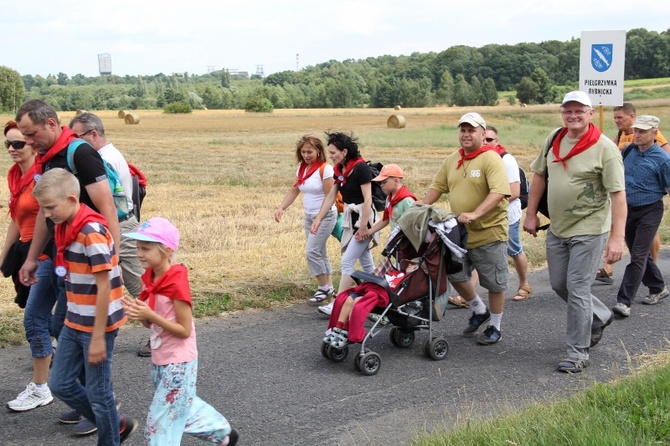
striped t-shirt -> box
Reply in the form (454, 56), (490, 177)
(64, 222), (126, 332)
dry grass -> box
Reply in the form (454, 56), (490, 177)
(1, 101), (670, 316)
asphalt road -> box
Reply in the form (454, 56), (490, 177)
(2, 249), (670, 446)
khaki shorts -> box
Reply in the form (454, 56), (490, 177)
(449, 241), (508, 292)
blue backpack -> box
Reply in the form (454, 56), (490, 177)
(66, 139), (130, 220)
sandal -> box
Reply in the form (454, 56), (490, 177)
(512, 285), (533, 301)
(330, 329), (348, 348)
(557, 358), (589, 373)
(594, 268), (614, 284)
(309, 288), (333, 304)
(448, 295), (469, 309)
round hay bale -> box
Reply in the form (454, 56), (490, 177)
(394, 105), (401, 111)
(387, 114), (406, 129)
(124, 113), (140, 125)
(75, 109), (87, 115)
(118, 110), (130, 119)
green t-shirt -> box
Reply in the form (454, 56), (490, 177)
(531, 132), (625, 238)
(389, 197), (416, 229)
(430, 150), (510, 249)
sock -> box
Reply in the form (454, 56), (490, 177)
(335, 321), (345, 329)
(469, 295), (487, 315)
(35, 383), (48, 390)
(490, 313), (502, 330)
(318, 285), (331, 292)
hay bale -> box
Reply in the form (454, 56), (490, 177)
(387, 114), (406, 129)
(394, 105), (401, 111)
(118, 110), (130, 119)
(75, 109), (87, 115)
(124, 113), (140, 125)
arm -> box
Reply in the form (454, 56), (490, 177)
(603, 190), (627, 264)
(274, 187), (300, 222)
(122, 296), (193, 338)
(88, 270), (111, 365)
(421, 188), (442, 205)
(86, 180), (120, 250)
(310, 184), (339, 234)
(356, 218), (389, 241)
(0, 219), (20, 266)
(457, 192), (505, 225)
(358, 182), (373, 229)
(19, 208), (50, 285)
(508, 181), (520, 202)
(522, 172), (546, 237)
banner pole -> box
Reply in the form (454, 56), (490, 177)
(599, 105), (604, 131)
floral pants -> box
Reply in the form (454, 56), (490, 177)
(145, 359), (231, 445)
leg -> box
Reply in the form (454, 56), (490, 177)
(340, 237), (373, 293)
(145, 362), (194, 445)
(338, 296), (355, 324)
(182, 361), (231, 444)
(651, 232), (661, 263)
(119, 217), (145, 298)
(304, 210), (336, 290)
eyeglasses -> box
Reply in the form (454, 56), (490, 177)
(561, 109), (591, 117)
(4, 140), (27, 150)
(484, 137), (497, 143)
(78, 129), (94, 138)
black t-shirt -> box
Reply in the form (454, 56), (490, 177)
(339, 162), (372, 205)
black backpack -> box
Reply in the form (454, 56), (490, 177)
(500, 152), (529, 210)
(537, 128), (562, 220)
(366, 161), (387, 212)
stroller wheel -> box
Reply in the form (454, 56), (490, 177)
(327, 344), (349, 363)
(426, 337), (449, 361)
(353, 353), (362, 372)
(390, 327), (415, 348)
(359, 351), (381, 376)
(321, 341), (330, 359)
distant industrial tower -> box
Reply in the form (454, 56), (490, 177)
(256, 65), (264, 78)
(296, 53), (299, 71)
(98, 53), (112, 75)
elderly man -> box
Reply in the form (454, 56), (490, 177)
(611, 115), (670, 317)
(523, 91), (626, 373)
(423, 112), (510, 345)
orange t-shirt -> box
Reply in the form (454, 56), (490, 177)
(617, 128), (668, 150)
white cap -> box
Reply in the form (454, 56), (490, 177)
(457, 112), (486, 129)
(561, 91), (592, 108)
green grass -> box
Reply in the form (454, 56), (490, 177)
(414, 354), (670, 445)
(0, 312), (27, 346)
(624, 77), (670, 87)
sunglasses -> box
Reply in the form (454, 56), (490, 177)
(4, 140), (27, 150)
(484, 137), (497, 143)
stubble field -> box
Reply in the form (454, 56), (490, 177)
(1, 100), (669, 325)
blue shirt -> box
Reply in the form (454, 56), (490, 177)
(623, 142), (670, 207)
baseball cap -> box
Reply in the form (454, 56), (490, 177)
(372, 164), (404, 181)
(457, 112), (486, 129)
(123, 217), (180, 251)
(561, 91), (592, 108)
(632, 115), (660, 130)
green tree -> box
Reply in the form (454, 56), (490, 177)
(480, 78), (498, 106)
(530, 68), (554, 104)
(452, 74), (474, 106)
(435, 70), (454, 106)
(0, 66), (25, 113)
(221, 70), (231, 88)
(515, 76), (539, 105)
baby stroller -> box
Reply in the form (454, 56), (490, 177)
(321, 206), (467, 376)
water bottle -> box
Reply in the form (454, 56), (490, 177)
(113, 185), (130, 216)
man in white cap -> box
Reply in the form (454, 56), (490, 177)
(523, 91), (626, 373)
(611, 115), (670, 317)
(423, 112), (510, 345)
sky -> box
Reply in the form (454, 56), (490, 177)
(2, 0), (669, 79)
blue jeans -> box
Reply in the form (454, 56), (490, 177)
(50, 326), (120, 446)
(24, 258), (59, 357)
(51, 274), (67, 341)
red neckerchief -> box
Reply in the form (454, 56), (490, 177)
(552, 124), (602, 169)
(491, 144), (507, 156)
(35, 127), (78, 174)
(7, 162), (38, 219)
(456, 145), (492, 169)
(293, 160), (324, 187)
(139, 264), (192, 313)
(384, 186), (416, 221)
(54, 204), (107, 273)
(333, 157), (365, 186)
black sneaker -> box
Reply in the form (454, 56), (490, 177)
(137, 340), (152, 357)
(590, 313), (614, 347)
(476, 325), (502, 345)
(119, 416), (138, 443)
(228, 428), (239, 446)
(462, 309), (491, 336)
(58, 409), (84, 424)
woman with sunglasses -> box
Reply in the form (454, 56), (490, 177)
(1, 121), (59, 412)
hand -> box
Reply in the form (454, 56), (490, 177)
(88, 337), (106, 365)
(19, 259), (39, 286)
(355, 229), (369, 241)
(457, 212), (477, 225)
(523, 214), (540, 238)
(603, 235), (624, 264)
(122, 295), (152, 321)
(273, 208), (283, 222)
(310, 218), (321, 235)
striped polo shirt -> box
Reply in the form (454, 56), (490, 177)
(64, 222), (126, 332)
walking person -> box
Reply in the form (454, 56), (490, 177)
(523, 91), (626, 373)
(311, 132), (380, 316)
(122, 217), (238, 445)
(1, 120), (58, 412)
(274, 135), (337, 304)
(611, 115), (670, 318)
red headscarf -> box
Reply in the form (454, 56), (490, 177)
(54, 204), (108, 275)
(383, 185), (416, 221)
(456, 145), (492, 169)
(139, 264), (192, 313)
(293, 161), (324, 187)
(551, 124), (602, 169)
(35, 126), (78, 174)
(333, 157), (365, 186)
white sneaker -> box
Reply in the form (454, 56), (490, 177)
(318, 301), (334, 316)
(7, 382), (54, 412)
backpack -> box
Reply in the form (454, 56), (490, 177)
(66, 139), (130, 220)
(537, 128), (562, 220)
(319, 163), (343, 213)
(500, 152), (529, 210)
(366, 161), (387, 212)
(128, 163), (147, 220)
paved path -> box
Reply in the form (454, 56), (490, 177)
(2, 250), (670, 445)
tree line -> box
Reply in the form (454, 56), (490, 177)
(1, 27), (668, 114)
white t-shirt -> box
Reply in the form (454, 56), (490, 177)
(99, 142), (133, 211)
(297, 163), (335, 214)
(501, 153), (522, 224)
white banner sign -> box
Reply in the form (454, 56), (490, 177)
(579, 30), (626, 106)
